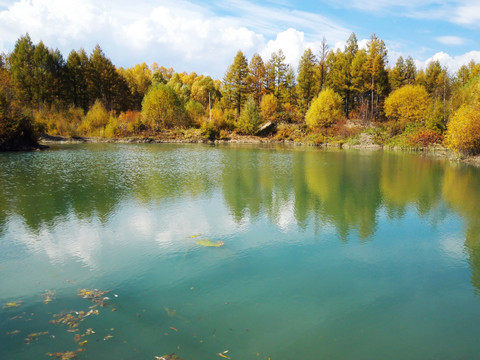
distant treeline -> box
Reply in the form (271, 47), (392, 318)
(1, 33), (480, 152)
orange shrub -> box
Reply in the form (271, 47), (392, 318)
(409, 129), (444, 147)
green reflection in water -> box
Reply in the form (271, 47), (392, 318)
(1, 144), (480, 359)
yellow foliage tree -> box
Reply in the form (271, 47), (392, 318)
(384, 85), (431, 123)
(79, 100), (109, 136)
(445, 103), (480, 154)
(260, 94), (278, 122)
(141, 84), (187, 130)
(445, 78), (480, 154)
(305, 88), (344, 128)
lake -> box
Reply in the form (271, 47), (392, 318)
(1, 143), (480, 360)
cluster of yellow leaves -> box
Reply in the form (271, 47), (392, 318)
(260, 94), (278, 122)
(305, 88), (344, 128)
(445, 79), (480, 154)
(445, 103), (480, 154)
(384, 85), (431, 123)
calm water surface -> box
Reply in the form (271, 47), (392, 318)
(1, 144), (480, 360)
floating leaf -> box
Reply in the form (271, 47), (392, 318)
(217, 353), (230, 359)
(189, 234), (202, 238)
(196, 239), (225, 247)
(3, 301), (23, 309)
(25, 331), (49, 344)
(46, 351), (78, 359)
(50, 309), (98, 330)
(165, 307), (177, 317)
(77, 289), (110, 307)
(154, 354), (184, 360)
(42, 290), (56, 304)
(6, 330), (21, 336)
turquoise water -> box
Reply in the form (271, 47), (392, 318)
(1, 144), (480, 359)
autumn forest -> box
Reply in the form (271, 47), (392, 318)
(1, 32), (480, 153)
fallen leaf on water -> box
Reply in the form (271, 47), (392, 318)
(170, 327), (178, 332)
(77, 289), (110, 307)
(78, 340), (88, 346)
(103, 334), (113, 341)
(165, 307), (176, 317)
(217, 353), (230, 359)
(154, 354), (184, 360)
(42, 290), (56, 304)
(4, 301), (23, 309)
(6, 330), (21, 335)
(46, 350), (78, 359)
(196, 239), (225, 247)
(25, 331), (49, 344)
(189, 234), (202, 238)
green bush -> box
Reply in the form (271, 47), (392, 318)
(237, 97), (262, 135)
(141, 84), (187, 131)
(78, 100), (109, 136)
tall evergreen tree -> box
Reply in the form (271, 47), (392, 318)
(318, 37), (329, 92)
(247, 54), (266, 105)
(32, 41), (54, 106)
(66, 49), (89, 110)
(297, 48), (318, 112)
(265, 49), (291, 101)
(350, 49), (370, 121)
(9, 34), (35, 106)
(364, 33), (389, 119)
(389, 56), (417, 91)
(223, 51), (249, 115)
(343, 33), (359, 117)
(87, 45), (129, 111)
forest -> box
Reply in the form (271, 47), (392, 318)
(1, 32), (480, 153)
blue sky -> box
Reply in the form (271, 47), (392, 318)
(0, 0), (479, 78)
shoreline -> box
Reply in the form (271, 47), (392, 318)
(38, 133), (477, 165)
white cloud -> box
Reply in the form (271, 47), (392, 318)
(436, 36), (466, 46)
(261, 28), (311, 68)
(452, 2), (480, 26)
(344, 0), (437, 11)
(0, 0), (97, 45)
(333, 0), (480, 27)
(358, 38), (370, 50)
(0, 0), (351, 78)
(1, 0), (478, 79)
(441, 236), (466, 259)
(425, 50), (480, 72)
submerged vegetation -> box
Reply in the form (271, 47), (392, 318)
(1, 33), (480, 153)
